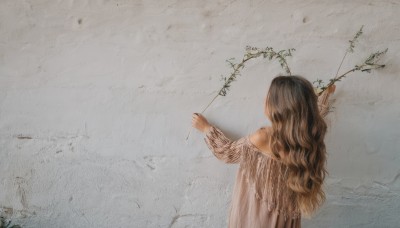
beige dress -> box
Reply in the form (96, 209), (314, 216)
(203, 89), (332, 228)
(204, 126), (301, 228)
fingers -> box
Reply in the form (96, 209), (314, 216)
(192, 113), (203, 120)
(192, 113), (201, 125)
(327, 84), (336, 94)
(331, 84), (336, 93)
(191, 113), (211, 132)
(192, 113), (198, 120)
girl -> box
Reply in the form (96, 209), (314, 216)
(191, 75), (336, 228)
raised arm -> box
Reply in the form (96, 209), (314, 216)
(192, 113), (246, 164)
(317, 85), (336, 118)
(203, 125), (246, 164)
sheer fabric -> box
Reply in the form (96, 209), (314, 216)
(202, 88), (332, 227)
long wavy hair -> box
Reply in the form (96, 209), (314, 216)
(265, 75), (328, 217)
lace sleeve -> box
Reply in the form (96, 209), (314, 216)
(317, 88), (332, 118)
(203, 125), (247, 164)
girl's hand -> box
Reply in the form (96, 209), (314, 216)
(192, 113), (211, 133)
(328, 84), (336, 94)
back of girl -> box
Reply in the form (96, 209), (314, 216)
(192, 75), (335, 227)
(265, 75), (329, 218)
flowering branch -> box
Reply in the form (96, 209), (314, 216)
(334, 25), (364, 79)
(314, 25), (387, 95)
(187, 26), (388, 140)
(186, 46), (295, 140)
(201, 46), (295, 113)
(315, 49), (387, 96)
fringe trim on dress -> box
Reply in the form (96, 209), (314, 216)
(241, 136), (301, 220)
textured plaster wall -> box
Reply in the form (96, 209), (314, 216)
(0, 0), (399, 227)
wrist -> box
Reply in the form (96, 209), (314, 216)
(203, 125), (212, 134)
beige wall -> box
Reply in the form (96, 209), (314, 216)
(0, 0), (399, 227)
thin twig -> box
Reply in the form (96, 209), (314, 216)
(334, 25), (364, 79)
(334, 52), (348, 79)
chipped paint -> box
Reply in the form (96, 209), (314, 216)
(0, 0), (399, 227)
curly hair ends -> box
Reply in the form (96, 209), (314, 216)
(265, 75), (328, 217)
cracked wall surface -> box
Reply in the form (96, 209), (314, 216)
(0, 0), (400, 227)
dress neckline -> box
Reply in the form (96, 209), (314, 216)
(245, 136), (273, 159)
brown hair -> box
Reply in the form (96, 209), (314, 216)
(265, 75), (328, 217)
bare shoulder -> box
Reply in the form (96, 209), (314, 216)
(249, 126), (273, 156)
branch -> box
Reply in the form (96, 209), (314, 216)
(317, 48), (388, 96)
(334, 25), (364, 79)
(186, 46), (295, 140)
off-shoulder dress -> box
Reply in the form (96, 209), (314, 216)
(203, 89), (332, 228)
